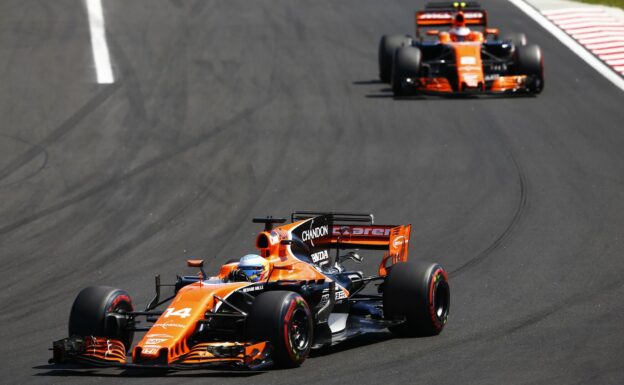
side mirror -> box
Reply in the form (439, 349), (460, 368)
(426, 30), (440, 36)
(187, 259), (204, 268)
(187, 259), (206, 280)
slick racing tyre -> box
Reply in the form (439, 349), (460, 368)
(379, 34), (412, 83)
(392, 46), (422, 97)
(515, 44), (544, 94)
(247, 291), (313, 368)
(383, 262), (450, 336)
(68, 286), (135, 351)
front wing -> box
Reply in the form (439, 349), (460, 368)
(403, 75), (532, 94)
(50, 336), (272, 371)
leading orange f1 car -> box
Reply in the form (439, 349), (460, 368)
(378, 2), (544, 96)
(50, 212), (450, 370)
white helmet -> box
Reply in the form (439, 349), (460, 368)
(237, 254), (269, 282)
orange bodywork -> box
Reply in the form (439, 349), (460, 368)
(453, 43), (485, 91)
(410, 7), (528, 94)
(67, 214), (414, 367)
(80, 336), (126, 363)
(134, 280), (252, 363)
(490, 75), (527, 92)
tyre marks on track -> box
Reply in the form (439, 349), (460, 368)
(0, 83), (121, 185)
(0, 96), (273, 239)
(450, 135), (528, 277)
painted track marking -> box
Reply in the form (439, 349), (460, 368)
(508, 0), (624, 92)
(85, 0), (114, 84)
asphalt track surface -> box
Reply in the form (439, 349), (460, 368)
(1, 0), (623, 384)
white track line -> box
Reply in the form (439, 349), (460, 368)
(85, 0), (114, 84)
(507, 0), (624, 92)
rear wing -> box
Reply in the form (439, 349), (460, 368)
(415, 2), (488, 37)
(290, 212), (411, 276)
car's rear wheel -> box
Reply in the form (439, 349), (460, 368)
(383, 262), (450, 336)
(379, 34), (412, 83)
(392, 46), (422, 97)
(247, 291), (313, 368)
(515, 44), (544, 93)
(68, 286), (134, 351)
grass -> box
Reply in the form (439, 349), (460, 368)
(576, 0), (624, 9)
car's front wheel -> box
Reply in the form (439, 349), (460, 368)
(392, 46), (422, 97)
(515, 44), (544, 94)
(247, 291), (313, 368)
(68, 286), (135, 351)
(379, 34), (412, 83)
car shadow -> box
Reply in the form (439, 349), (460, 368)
(352, 79), (384, 85)
(310, 331), (394, 357)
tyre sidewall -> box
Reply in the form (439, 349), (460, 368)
(392, 46), (422, 96)
(379, 35), (412, 83)
(383, 262), (449, 336)
(247, 291), (313, 368)
(68, 286), (134, 350)
(515, 44), (544, 93)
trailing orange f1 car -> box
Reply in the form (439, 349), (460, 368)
(378, 2), (544, 96)
(50, 212), (450, 370)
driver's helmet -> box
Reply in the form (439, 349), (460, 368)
(237, 254), (269, 282)
(449, 12), (471, 42)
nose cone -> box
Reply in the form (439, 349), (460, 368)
(133, 281), (250, 364)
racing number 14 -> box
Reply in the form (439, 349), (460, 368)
(162, 307), (192, 319)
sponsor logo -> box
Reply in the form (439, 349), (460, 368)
(321, 290), (347, 300)
(154, 322), (186, 329)
(332, 226), (392, 237)
(464, 12), (484, 19)
(462, 73), (480, 87)
(392, 235), (406, 249)
(302, 225), (329, 242)
(241, 284), (264, 293)
(419, 12), (453, 20)
(146, 333), (172, 338)
(418, 11), (483, 21)
(311, 250), (329, 263)
(460, 56), (477, 65)
(142, 347), (159, 355)
(145, 338), (168, 345)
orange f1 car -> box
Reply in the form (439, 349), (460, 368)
(50, 212), (450, 370)
(378, 2), (544, 96)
